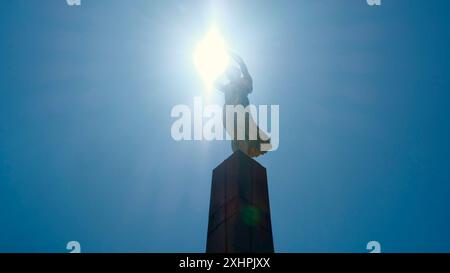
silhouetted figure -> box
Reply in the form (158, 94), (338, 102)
(215, 52), (271, 157)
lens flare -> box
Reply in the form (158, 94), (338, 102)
(193, 25), (230, 91)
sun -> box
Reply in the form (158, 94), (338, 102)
(193, 25), (230, 91)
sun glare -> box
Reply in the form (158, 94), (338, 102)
(193, 25), (230, 91)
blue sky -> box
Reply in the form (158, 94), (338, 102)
(1, 0), (450, 252)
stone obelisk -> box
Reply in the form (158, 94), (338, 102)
(206, 150), (274, 253)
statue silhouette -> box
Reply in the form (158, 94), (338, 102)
(215, 52), (271, 157)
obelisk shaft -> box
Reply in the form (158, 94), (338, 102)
(206, 150), (274, 253)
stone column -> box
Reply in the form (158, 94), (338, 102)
(206, 150), (274, 253)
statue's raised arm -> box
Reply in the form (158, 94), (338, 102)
(229, 51), (253, 93)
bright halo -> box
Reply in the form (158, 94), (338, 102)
(193, 25), (230, 91)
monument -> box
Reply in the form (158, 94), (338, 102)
(206, 53), (274, 253)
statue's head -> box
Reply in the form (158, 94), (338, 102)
(226, 65), (241, 82)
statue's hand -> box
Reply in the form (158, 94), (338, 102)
(228, 51), (243, 64)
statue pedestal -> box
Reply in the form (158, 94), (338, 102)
(206, 150), (274, 253)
